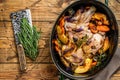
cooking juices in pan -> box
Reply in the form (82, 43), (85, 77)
(52, 6), (110, 74)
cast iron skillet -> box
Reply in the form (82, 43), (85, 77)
(50, 0), (118, 79)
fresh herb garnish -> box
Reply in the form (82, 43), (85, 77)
(17, 18), (41, 60)
(88, 53), (107, 73)
(76, 35), (88, 47)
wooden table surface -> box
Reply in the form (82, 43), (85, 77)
(0, 0), (120, 80)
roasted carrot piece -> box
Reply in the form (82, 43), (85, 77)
(89, 23), (98, 33)
(103, 20), (109, 25)
(97, 25), (110, 32)
(52, 39), (61, 48)
(55, 45), (60, 52)
(60, 17), (64, 27)
(88, 22), (95, 29)
(91, 62), (97, 66)
(52, 40), (55, 43)
(90, 28), (98, 33)
(54, 40), (59, 46)
(97, 21), (102, 26)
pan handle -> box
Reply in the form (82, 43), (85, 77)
(105, 0), (108, 6)
(77, 0), (108, 6)
(96, 0), (108, 5)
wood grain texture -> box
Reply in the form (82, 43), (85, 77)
(0, 64), (58, 80)
(0, 0), (120, 80)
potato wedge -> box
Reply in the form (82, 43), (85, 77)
(103, 37), (110, 52)
(92, 12), (107, 21)
(57, 26), (68, 44)
(58, 34), (68, 44)
(74, 58), (92, 73)
(57, 25), (63, 34)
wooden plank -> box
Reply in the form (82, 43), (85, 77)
(0, 47), (53, 63)
(1, 0), (63, 21)
(114, 13), (120, 21)
(0, 37), (50, 50)
(0, 64), (57, 71)
(111, 77), (120, 80)
(0, 37), (53, 63)
(0, 21), (54, 38)
(0, 27), (14, 38)
(0, 1), (4, 21)
(0, 64), (58, 80)
(0, 0), (120, 21)
(0, 39), (12, 48)
(108, 0), (120, 14)
(0, 48), (18, 63)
